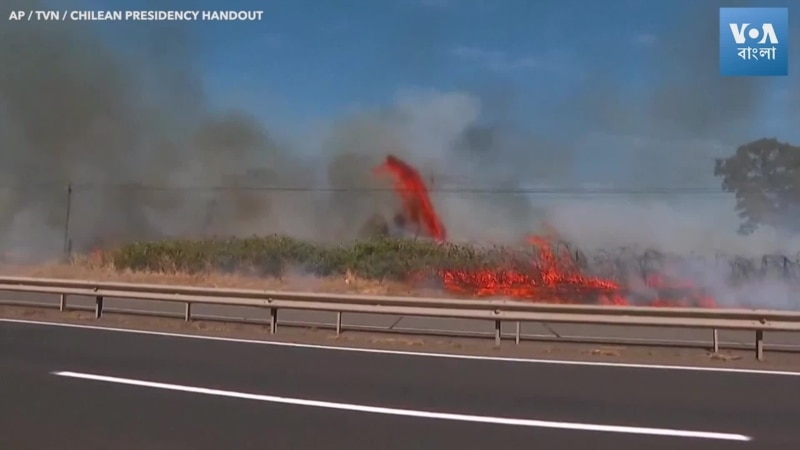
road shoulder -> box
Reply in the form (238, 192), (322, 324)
(2, 304), (800, 373)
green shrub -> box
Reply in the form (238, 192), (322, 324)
(107, 235), (520, 281)
(105, 234), (800, 284)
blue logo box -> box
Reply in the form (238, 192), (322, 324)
(719, 7), (788, 76)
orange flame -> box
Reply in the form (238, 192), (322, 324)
(376, 155), (717, 308)
(437, 236), (716, 307)
(373, 154), (447, 241)
(438, 236), (626, 304)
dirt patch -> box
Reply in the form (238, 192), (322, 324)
(586, 346), (625, 357)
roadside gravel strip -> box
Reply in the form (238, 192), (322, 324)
(3, 304), (800, 373)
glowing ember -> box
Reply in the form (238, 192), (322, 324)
(373, 154), (447, 241)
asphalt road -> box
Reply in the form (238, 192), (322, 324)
(1, 320), (798, 449)
(3, 290), (800, 350)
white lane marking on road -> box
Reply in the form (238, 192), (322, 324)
(52, 370), (752, 442)
(3, 317), (800, 377)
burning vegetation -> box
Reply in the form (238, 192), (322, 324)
(83, 153), (798, 309)
(373, 155), (448, 242)
(373, 155), (718, 308)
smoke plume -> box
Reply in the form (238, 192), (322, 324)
(0, 0), (323, 258)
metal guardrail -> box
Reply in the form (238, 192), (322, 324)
(0, 276), (799, 360)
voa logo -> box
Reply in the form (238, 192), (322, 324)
(728, 23), (779, 45)
(719, 8), (788, 77)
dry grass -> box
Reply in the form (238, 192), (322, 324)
(0, 256), (440, 297)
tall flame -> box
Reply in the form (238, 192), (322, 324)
(373, 154), (447, 241)
(375, 154), (717, 308)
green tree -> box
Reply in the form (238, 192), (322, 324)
(714, 138), (800, 235)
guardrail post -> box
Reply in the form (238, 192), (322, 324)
(712, 328), (719, 353)
(185, 303), (192, 322)
(94, 296), (103, 319)
(494, 320), (501, 348)
(515, 321), (521, 345)
(756, 330), (764, 361)
(269, 308), (278, 334)
(59, 294), (67, 312)
(336, 312), (342, 336)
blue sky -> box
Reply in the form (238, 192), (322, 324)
(167, 0), (682, 127)
(42, 0), (800, 188)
